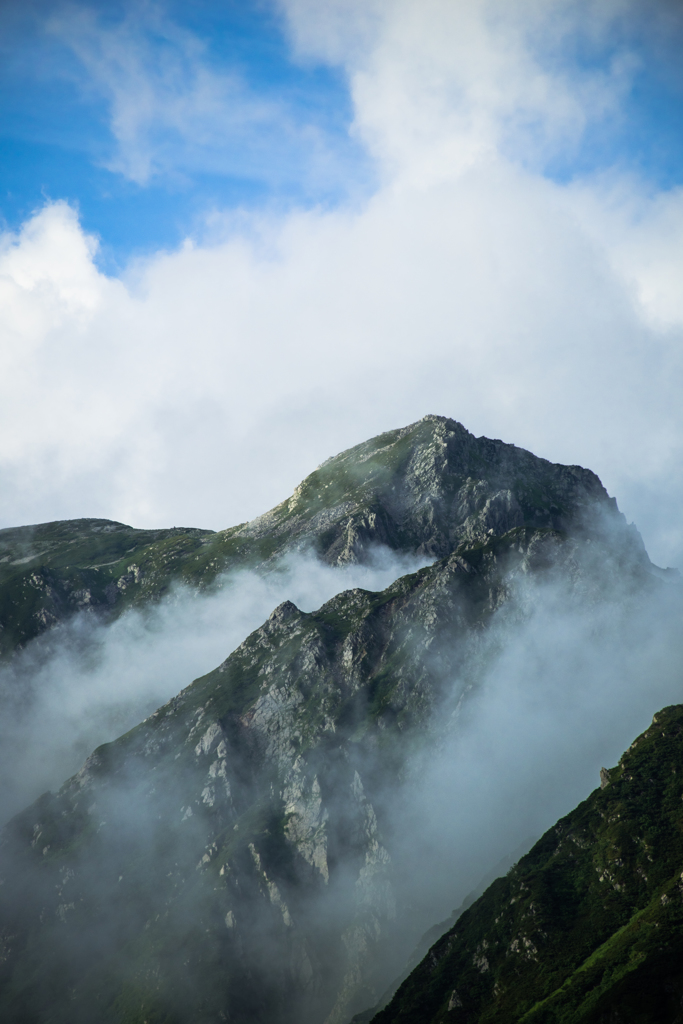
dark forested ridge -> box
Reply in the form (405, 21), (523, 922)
(0, 415), (677, 1024)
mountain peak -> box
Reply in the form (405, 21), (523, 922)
(0, 418), (651, 657)
(0, 419), (674, 1024)
(240, 415), (628, 566)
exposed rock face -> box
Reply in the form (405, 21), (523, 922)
(237, 414), (634, 565)
(370, 705), (683, 1024)
(0, 418), (670, 1024)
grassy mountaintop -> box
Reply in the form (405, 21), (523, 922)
(0, 519), (214, 654)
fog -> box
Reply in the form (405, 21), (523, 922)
(0, 515), (682, 1022)
(0, 545), (431, 825)
(385, 562), (683, 947)
(2, 1), (683, 1018)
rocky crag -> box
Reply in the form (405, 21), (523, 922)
(368, 704), (683, 1024)
(0, 416), (673, 1024)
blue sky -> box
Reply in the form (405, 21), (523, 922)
(2, 0), (683, 569)
(1, 0), (683, 270)
(536, 3), (683, 187)
(0, 0), (373, 269)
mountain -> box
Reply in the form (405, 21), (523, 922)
(347, 840), (540, 1024)
(0, 416), (675, 1024)
(368, 704), (683, 1024)
(0, 415), (644, 656)
(0, 519), (213, 656)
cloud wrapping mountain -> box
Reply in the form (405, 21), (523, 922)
(0, 418), (680, 1024)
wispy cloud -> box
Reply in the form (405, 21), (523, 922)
(46, 1), (353, 188)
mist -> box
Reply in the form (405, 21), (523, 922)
(1, 510), (682, 1022)
(3, 1), (683, 1019)
(383, 561), (683, 953)
(0, 545), (431, 825)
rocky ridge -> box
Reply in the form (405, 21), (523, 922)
(0, 415), (649, 656)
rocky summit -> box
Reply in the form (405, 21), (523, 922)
(0, 415), (643, 656)
(0, 416), (676, 1024)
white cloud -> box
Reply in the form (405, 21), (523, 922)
(0, 200), (101, 348)
(1, 1), (683, 569)
(568, 175), (683, 330)
(281, 0), (639, 185)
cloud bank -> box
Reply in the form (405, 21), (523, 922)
(1, 0), (683, 568)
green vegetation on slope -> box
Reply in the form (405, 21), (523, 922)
(373, 705), (683, 1024)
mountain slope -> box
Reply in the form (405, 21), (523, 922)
(371, 704), (683, 1024)
(0, 418), (670, 1024)
(0, 415), (641, 656)
(0, 527), (660, 1024)
(0, 519), (213, 655)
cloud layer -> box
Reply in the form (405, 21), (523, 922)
(1, 0), (683, 567)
